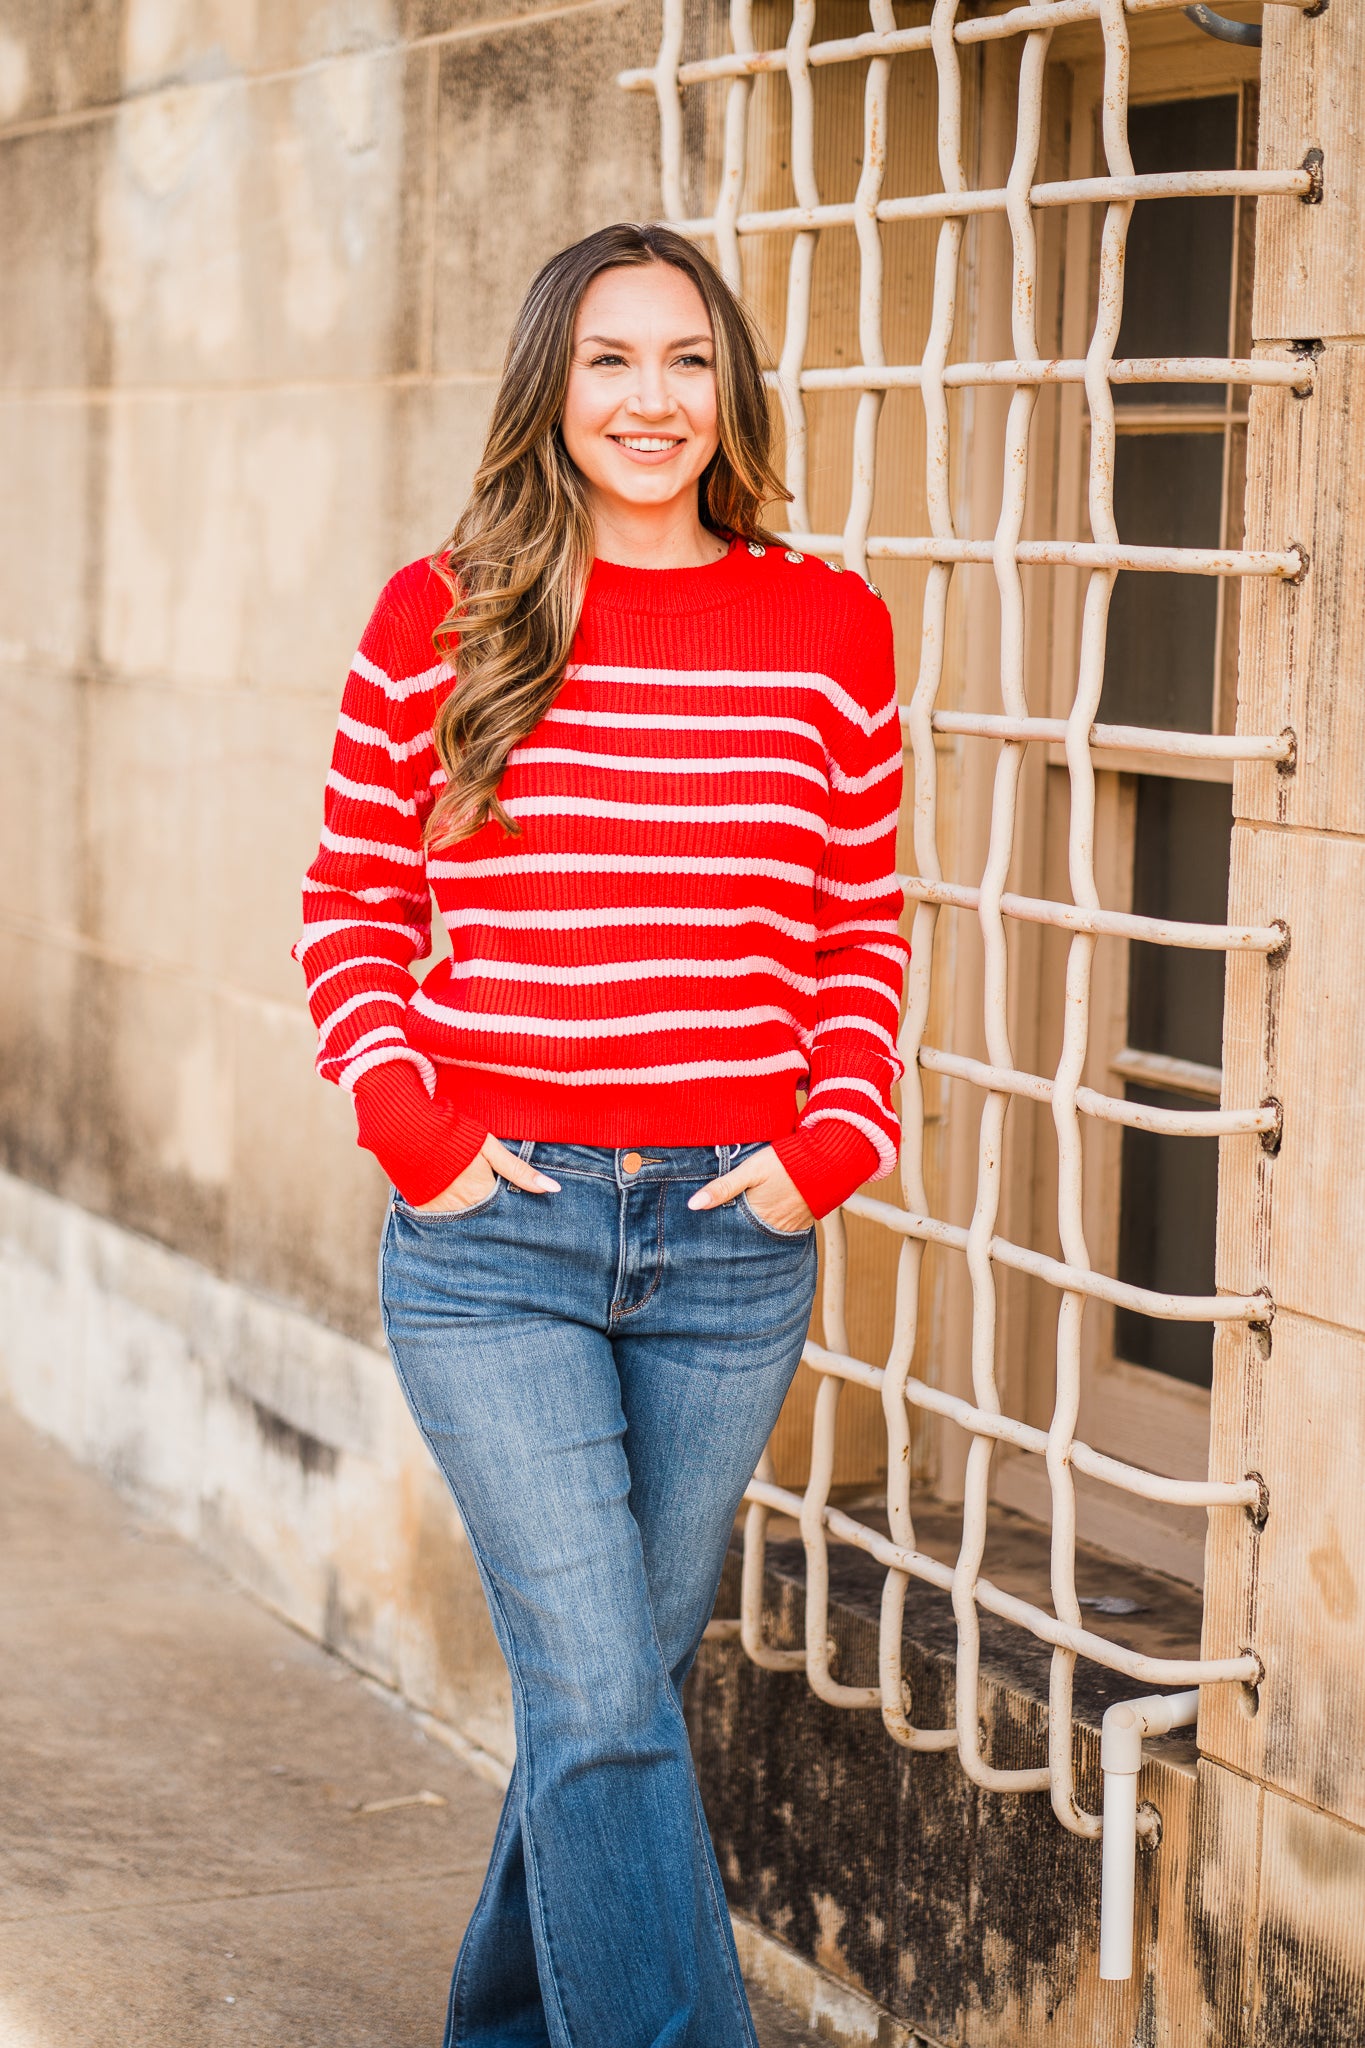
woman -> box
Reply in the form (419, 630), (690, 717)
(296, 222), (906, 2048)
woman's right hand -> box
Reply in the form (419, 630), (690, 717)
(414, 1136), (561, 1212)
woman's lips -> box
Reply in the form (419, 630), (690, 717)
(609, 434), (686, 462)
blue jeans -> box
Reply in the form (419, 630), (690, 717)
(379, 1141), (817, 2048)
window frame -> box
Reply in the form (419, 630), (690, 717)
(990, 53), (1262, 1584)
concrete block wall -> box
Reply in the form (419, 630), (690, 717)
(1, 0), (661, 1334)
(0, 0), (660, 1752)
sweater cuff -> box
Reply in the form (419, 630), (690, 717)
(352, 1061), (487, 1207)
(773, 1119), (882, 1220)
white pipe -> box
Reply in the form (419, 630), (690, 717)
(1099, 1689), (1200, 1979)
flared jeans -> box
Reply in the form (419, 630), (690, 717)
(379, 1141), (817, 2048)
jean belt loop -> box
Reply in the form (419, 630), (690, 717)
(519, 1139), (536, 1165)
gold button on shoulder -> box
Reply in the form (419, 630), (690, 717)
(622, 1151), (644, 1175)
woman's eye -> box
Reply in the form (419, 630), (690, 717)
(676, 354), (714, 370)
(588, 352), (627, 368)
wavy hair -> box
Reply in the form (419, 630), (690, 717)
(425, 222), (788, 844)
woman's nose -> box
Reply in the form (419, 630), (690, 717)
(626, 371), (675, 419)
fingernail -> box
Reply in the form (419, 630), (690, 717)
(533, 1176), (560, 1193)
(687, 1192), (709, 1210)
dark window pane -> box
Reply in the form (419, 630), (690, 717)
(1127, 777), (1232, 1069)
(1115, 780), (1234, 1386)
(1116, 97), (1238, 406)
(1101, 432), (1225, 731)
(1114, 1086), (1218, 1387)
(1102, 98), (1241, 1394)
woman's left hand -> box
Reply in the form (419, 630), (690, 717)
(687, 1145), (815, 1235)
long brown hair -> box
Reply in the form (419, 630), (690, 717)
(425, 222), (788, 845)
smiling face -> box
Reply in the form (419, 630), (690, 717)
(560, 263), (721, 535)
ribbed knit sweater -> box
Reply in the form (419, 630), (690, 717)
(295, 540), (908, 1219)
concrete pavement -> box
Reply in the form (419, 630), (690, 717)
(0, 1404), (822, 2048)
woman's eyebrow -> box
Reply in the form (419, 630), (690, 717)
(575, 333), (714, 350)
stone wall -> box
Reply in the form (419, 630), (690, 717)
(0, 0), (660, 1343)
(0, 0), (661, 1766)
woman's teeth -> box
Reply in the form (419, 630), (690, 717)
(614, 437), (680, 452)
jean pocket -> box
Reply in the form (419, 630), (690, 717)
(395, 1175), (503, 1221)
(736, 1191), (816, 1242)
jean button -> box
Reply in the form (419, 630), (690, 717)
(622, 1151), (643, 1175)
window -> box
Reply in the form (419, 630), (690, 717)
(1104, 92), (1255, 1391)
(640, 16), (1276, 1593)
(999, 72), (1264, 1573)
(1102, 94), (1245, 737)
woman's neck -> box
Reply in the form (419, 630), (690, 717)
(589, 495), (728, 570)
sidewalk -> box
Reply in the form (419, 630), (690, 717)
(0, 1404), (821, 2048)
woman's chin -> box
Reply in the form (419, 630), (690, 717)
(595, 473), (702, 514)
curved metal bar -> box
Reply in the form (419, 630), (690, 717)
(787, 534), (1304, 575)
(745, 1478), (1263, 1689)
(617, 0), (1306, 90)
(917, 1044), (1280, 1137)
(661, 168), (1314, 242)
(838, 1196), (1272, 1323)
(1184, 4), (1263, 44)
(898, 875), (1286, 953)
(922, 708), (1295, 760)
(875, 0), (968, 1762)
(784, 355), (1314, 393)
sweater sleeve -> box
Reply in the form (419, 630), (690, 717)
(292, 562), (487, 1204)
(772, 590), (908, 1218)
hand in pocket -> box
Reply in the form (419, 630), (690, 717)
(686, 1144), (814, 1234)
(415, 1137), (561, 1212)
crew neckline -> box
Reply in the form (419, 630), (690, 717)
(586, 535), (761, 615)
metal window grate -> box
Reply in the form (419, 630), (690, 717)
(621, 0), (1312, 1840)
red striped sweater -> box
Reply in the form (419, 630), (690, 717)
(295, 540), (908, 1218)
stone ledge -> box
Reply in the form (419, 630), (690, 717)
(733, 1913), (934, 2048)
